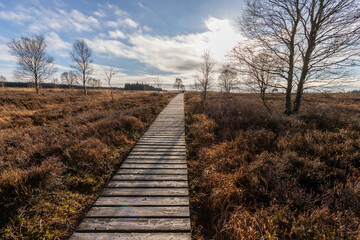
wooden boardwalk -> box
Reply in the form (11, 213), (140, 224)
(70, 94), (190, 240)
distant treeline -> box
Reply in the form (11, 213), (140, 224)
(124, 82), (162, 91)
(2, 82), (162, 91)
(348, 90), (360, 93)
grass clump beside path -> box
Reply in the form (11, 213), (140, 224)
(185, 92), (360, 240)
(0, 89), (175, 239)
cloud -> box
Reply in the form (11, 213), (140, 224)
(0, 10), (32, 22)
(89, 17), (243, 76)
(105, 3), (128, 17)
(143, 26), (151, 32)
(86, 38), (137, 59)
(107, 18), (138, 29)
(108, 30), (126, 39)
(0, 44), (16, 62)
(46, 32), (72, 57)
(138, 2), (147, 9)
(124, 18), (138, 28)
(93, 9), (106, 18)
(0, 5), (101, 33)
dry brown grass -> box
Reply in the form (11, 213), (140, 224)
(185, 92), (360, 240)
(0, 88), (175, 239)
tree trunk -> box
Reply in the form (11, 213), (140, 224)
(110, 86), (114, 102)
(294, 29), (316, 113)
(285, 56), (294, 114)
(285, 3), (300, 114)
(35, 74), (39, 94)
(83, 73), (87, 96)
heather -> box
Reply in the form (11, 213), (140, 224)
(0, 89), (174, 239)
(185, 93), (360, 239)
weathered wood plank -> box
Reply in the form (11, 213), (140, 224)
(134, 143), (186, 146)
(117, 169), (187, 175)
(112, 174), (188, 181)
(94, 196), (189, 206)
(86, 206), (190, 217)
(124, 160), (187, 164)
(126, 155), (186, 160)
(77, 218), (190, 231)
(129, 152), (186, 157)
(107, 181), (188, 188)
(71, 232), (191, 240)
(133, 145), (186, 152)
(121, 164), (187, 169)
(101, 188), (189, 197)
(129, 151), (186, 155)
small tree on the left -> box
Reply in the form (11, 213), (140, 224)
(0, 75), (6, 88)
(8, 34), (57, 94)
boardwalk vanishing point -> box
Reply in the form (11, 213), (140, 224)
(70, 94), (191, 240)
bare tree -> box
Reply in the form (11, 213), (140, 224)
(103, 67), (117, 101)
(70, 39), (93, 95)
(218, 64), (239, 93)
(174, 78), (183, 92)
(180, 84), (185, 92)
(0, 75), (6, 88)
(293, 0), (360, 112)
(153, 77), (162, 91)
(51, 78), (59, 88)
(88, 78), (101, 88)
(195, 50), (216, 105)
(8, 34), (57, 94)
(232, 44), (277, 110)
(242, 0), (360, 113)
(242, 0), (303, 114)
(61, 71), (79, 89)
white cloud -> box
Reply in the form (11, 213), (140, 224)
(0, 44), (15, 62)
(0, 5), (101, 33)
(107, 18), (138, 29)
(93, 9), (106, 18)
(143, 26), (151, 32)
(107, 21), (119, 28)
(86, 38), (137, 59)
(89, 17), (243, 76)
(108, 30), (126, 39)
(46, 32), (72, 57)
(124, 18), (138, 28)
(0, 10), (32, 22)
(106, 3), (128, 17)
(138, 2), (146, 9)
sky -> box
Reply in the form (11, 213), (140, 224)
(0, 0), (359, 91)
(0, 0), (246, 90)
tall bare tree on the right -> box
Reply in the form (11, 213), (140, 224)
(242, 0), (360, 113)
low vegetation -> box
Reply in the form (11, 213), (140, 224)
(0, 88), (174, 239)
(185, 92), (360, 239)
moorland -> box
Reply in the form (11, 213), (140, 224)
(0, 88), (174, 239)
(185, 92), (360, 239)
